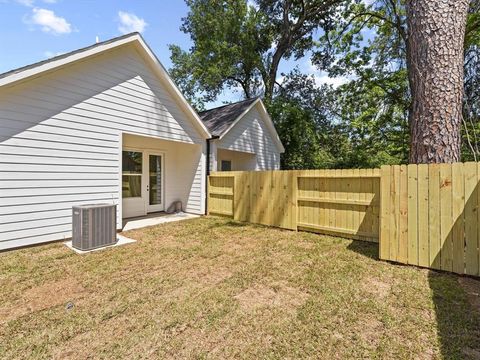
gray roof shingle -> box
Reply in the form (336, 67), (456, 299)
(198, 98), (258, 137)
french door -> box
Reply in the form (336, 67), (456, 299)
(122, 150), (164, 218)
(146, 153), (164, 213)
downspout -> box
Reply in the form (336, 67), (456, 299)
(205, 135), (219, 215)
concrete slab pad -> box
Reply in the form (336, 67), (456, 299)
(64, 234), (136, 254)
(122, 212), (200, 232)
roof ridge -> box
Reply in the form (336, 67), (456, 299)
(0, 32), (140, 81)
(199, 97), (259, 114)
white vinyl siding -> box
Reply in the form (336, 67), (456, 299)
(0, 44), (205, 250)
(218, 105), (281, 170)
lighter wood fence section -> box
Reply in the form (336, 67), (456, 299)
(208, 169), (380, 242)
(379, 163), (480, 276)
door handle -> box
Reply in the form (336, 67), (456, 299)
(147, 185), (149, 191)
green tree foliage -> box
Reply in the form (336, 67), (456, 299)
(299, 0), (410, 167)
(463, 0), (480, 160)
(325, 0), (480, 163)
(169, 0), (268, 108)
(170, 0), (480, 168)
(269, 70), (341, 169)
(169, 0), (352, 107)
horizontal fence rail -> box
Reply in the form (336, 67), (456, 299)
(208, 169), (380, 242)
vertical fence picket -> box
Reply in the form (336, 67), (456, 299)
(389, 166), (400, 262)
(428, 165), (440, 269)
(464, 162), (478, 276)
(407, 164), (418, 266)
(440, 164), (453, 272)
(380, 166), (391, 260)
(452, 163), (465, 274)
(399, 165), (409, 263)
(417, 164), (430, 268)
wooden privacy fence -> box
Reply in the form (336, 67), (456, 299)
(380, 163), (480, 276)
(209, 163), (480, 277)
(208, 169), (381, 242)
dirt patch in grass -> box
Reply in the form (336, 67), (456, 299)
(362, 277), (392, 299)
(235, 282), (309, 311)
(0, 278), (86, 323)
(357, 317), (384, 345)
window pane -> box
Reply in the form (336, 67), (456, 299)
(221, 160), (231, 171)
(122, 151), (142, 174)
(149, 155), (162, 205)
(122, 175), (141, 198)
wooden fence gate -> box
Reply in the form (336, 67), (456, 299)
(208, 170), (380, 242)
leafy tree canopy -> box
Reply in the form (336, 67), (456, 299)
(170, 0), (480, 168)
(169, 0), (355, 108)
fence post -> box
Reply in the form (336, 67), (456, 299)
(207, 175), (211, 216)
(293, 170), (298, 231)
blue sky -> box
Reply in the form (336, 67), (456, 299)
(0, 0), (354, 107)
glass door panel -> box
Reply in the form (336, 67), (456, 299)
(122, 150), (145, 218)
(149, 154), (163, 208)
(122, 151), (143, 198)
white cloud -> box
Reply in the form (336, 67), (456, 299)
(16, 0), (34, 6)
(314, 72), (351, 87)
(15, 0), (57, 6)
(117, 11), (147, 34)
(27, 8), (72, 34)
(306, 58), (352, 88)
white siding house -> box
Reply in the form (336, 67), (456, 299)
(0, 33), (210, 250)
(0, 33), (284, 251)
(199, 98), (284, 172)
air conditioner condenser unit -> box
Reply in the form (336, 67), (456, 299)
(72, 204), (117, 251)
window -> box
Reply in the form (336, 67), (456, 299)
(122, 151), (142, 198)
(221, 160), (232, 171)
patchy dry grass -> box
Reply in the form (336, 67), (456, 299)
(1, 216), (480, 359)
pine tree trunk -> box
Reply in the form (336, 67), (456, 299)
(407, 0), (470, 164)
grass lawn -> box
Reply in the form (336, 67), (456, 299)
(1, 216), (480, 359)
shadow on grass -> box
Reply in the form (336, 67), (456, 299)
(223, 221), (251, 227)
(348, 238), (480, 358)
(207, 217), (264, 229)
(346, 240), (379, 261)
(428, 272), (480, 359)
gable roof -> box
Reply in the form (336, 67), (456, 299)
(199, 98), (284, 153)
(0, 32), (211, 139)
(198, 97), (258, 137)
